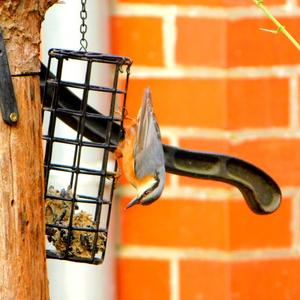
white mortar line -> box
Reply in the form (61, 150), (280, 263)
(291, 192), (300, 251)
(129, 65), (300, 79)
(162, 186), (237, 200)
(116, 184), (238, 201)
(117, 186), (300, 204)
(113, 3), (225, 18)
(169, 174), (179, 189)
(170, 259), (180, 300)
(163, 13), (177, 68)
(160, 127), (300, 140)
(161, 128), (181, 146)
(286, 0), (298, 10)
(113, 3), (300, 19)
(282, 187), (300, 198)
(117, 245), (230, 260)
(117, 245), (300, 261)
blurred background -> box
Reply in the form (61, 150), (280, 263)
(42, 0), (300, 299)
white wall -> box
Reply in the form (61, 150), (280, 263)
(41, 1), (116, 299)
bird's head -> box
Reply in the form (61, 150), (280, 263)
(126, 170), (165, 209)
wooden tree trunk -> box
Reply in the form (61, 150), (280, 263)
(0, 1), (57, 299)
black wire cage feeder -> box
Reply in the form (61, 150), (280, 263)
(42, 48), (132, 264)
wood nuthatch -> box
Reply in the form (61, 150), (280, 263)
(117, 88), (166, 208)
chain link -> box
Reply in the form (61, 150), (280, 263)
(80, 0), (88, 51)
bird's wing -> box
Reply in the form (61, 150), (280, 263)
(134, 88), (165, 179)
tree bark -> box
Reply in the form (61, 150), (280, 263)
(0, 0), (58, 74)
(0, 1), (58, 299)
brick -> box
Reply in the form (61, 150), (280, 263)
(227, 78), (289, 129)
(180, 260), (230, 300)
(120, 196), (291, 250)
(126, 77), (289, 129)
(126, 78), (227, 127)
(117, 0), (284, 6)
(110, 16), (164, 66)
(120, 197), (230, 249)
(228, 17), (300, 67)
(176, 18), (227, 67)
(179, 176), (231, 189)
(179, 137), (230, 154)
(231, 138), (300, 186)
(180, 258), (300, 300)
(231, 258), (300, 300)
(117, 258), (170, 300)
(127, 78), (288, 129)
(229, 198), (292, 250)
(177, 17), (300, 67)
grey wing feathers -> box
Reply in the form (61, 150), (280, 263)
(134, 88), (165, 179)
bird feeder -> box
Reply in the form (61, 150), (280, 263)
(42, 48), (132, 264)
(40, 4), (282, 266)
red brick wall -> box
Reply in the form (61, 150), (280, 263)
(110, 1), (300, 299)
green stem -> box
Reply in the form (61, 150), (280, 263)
(253, 0), (300, 51)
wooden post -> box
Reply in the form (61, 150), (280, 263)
(0, 1), (57, 299)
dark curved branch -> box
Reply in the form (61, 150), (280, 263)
(40, 63), (281, 214)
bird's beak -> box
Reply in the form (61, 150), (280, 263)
(126, 197), (140, 209)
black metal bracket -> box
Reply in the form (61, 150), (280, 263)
(40, 63), (281, 215)
(163, 146), (281, 214)
(0, 29), (19, 125)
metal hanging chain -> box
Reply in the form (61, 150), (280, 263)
(80, 0), (88, 51)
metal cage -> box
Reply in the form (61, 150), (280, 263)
(42, 49), (132, 264)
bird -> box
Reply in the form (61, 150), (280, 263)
(117, 88), (166, 209)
